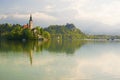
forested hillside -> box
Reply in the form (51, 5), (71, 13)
(44, 23), (87, 40)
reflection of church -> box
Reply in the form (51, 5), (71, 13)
(23, 14), (33, 29)
(29, 50), (33, 65)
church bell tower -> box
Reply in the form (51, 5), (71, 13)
(29, 14), (33, 29)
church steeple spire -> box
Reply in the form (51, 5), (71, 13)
(29, 14), (33, 29)
(30, 14), (32, 21)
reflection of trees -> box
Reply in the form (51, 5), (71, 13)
(0, 40), (85, 54)
(0, 40), (85, 64)
(0, 40), (49, 53)
(0, 40), (50, 65)
(45, 40), (85, 54)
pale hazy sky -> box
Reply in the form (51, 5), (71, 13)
(0, 0), (120, 34)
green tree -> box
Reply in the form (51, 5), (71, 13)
(43, 31), (51, 39)
(22, 29), (33, 39)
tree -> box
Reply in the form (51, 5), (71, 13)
(44, 23), (86, 40)
(22, 29), (34, 39)
(0, 23), (50, 40)
(43, 31), (51, 39)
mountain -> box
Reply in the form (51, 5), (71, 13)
(44, 23), (86, 40)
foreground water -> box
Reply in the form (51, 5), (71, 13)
(0, 40), (120, 80)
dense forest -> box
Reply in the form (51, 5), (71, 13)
(1, 23), (120, 40)
(44, 23), (87, 40)
(0, 23), (50, 40)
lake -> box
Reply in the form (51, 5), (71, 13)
(0, 40), (120, 80)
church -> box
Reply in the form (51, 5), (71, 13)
(23, 14), (33, 29)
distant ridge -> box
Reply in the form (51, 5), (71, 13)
(44, 23), (86, 40)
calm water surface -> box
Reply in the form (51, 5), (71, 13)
(0, 40), (120, 80)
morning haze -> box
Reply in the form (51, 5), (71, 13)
(1, 0), (120, 80)
(0, 0), (120, 34)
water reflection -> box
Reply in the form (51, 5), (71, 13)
(0, 40), (85, 54)
(0, 40), (48, 52)
(0, 40), (85, 65)
(1, 41), (120, 80)
(46, 40), (85, 54)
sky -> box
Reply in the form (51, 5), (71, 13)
(0, 0), (120, 35)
